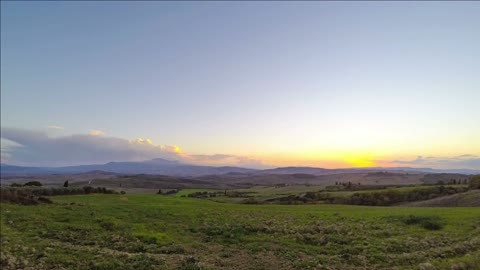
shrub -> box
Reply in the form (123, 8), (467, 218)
(402, 215), (444, 230)
(23, 181), (42, 187)
(37, 196), (53, 204)
(159, 244), (186, 254)
(243, 198), (260, 204)
(0, 188), (40, 205)
(97, 219), (116, 231)
(421, 220), (443, 230)
(469, 175), (480, 189)
(179, 256), (203, 270)
(83, 186), (95, 194)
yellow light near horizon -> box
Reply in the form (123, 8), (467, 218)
(343, 154), (375, 168)
(346, 157), (375, 167)
(255, 151), (380, 169)
(172, 145), (183, 154)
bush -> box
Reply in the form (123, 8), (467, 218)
(469, 175), (480, 189)
(402, 215), (444, 230)
(23, 181), (42, 187)
(83, 186), (95, 194)
(421, 220), (443, 230)
(179, 256), (203, 270)
(0, 189), (40, 205)
(1, 186), (118, 205)
(37, 196), (53, 204)
(243, 198), (260, 204)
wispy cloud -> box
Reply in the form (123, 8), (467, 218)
(1, 127), (180, 166)
(387, 155), (480, 169)
(47, 125), (64, 130)
(89, 129), (105, 136)
(4, 127), (476, 170)
(185, 154), (265, 168)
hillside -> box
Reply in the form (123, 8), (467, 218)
(1, 194), (479, 270)
(401, 190), (480, 207)
(0, 160), (257, 177)
(2, 161), (478, 177)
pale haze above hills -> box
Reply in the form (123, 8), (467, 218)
(1, 158), (478, 177)
(1, 127), (479, 172)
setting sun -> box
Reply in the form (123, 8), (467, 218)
(1, 2), (479, 269)
(345, 154), (375, 168)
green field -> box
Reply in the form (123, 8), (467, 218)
(176, 185), (326, 203)
(177, 184), (472, 205)
(1, 194), (480, 270)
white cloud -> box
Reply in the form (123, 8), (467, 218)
(1, 127), (477, 170)
(89, 129), (105, 136)
(1, 127), (179, 166)
(47, 125), (64, 130)
(388, 155), (480, 169)
(184, 154), (265, 168)
(0, 127), (263, 168)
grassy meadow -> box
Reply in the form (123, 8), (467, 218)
(1, 194), (480, 270)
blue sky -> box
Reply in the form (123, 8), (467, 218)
(1, 2), (479, 168)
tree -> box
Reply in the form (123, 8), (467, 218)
(83, 186), (94, 194)
(469, 175), (480, 189)
(24, 181), (42, 187)
(63, 180), (69, 188)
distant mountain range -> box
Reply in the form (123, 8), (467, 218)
(1, 158), (479, 177)
(0, 158), (256, 177)
(259, 166), (480, 175)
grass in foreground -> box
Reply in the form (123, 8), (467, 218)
(1, 194), (480, 270)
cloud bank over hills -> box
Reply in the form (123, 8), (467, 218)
(0, 127), (264, 168)
(387, 155), (480, 170)
(1, 127), (478, 170)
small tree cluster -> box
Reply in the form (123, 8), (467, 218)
(437, 179), (468, 185)
(469, 175), (480, 189)
(2, 186), (118, 200)
(157, 189), (179, 195)
(334, 181), (361, 189)
(10, 181), (43, 187)
(274, 185), (470, 206)
(0, 188), (52, 205)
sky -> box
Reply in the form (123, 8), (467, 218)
(1, 1), (480, 169)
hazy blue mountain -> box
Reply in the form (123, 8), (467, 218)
(0, 159), (257, 177)
(1, 160), (478, 177)
(258, 166), (479, 175)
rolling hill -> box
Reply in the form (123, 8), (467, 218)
(1, 159), (478, 177)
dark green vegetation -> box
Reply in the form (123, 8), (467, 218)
(181, 182), (478, 207)
(1, 194), (480, 270)
(1, 174), (479, 269)
(2, 171), (474, 191)
(0, 186), (120, 205)
(470, 176), (480, 189)
(403, 190), (480, 207)
(10, 181), (43, 187)
(294, 185), (470, 206)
